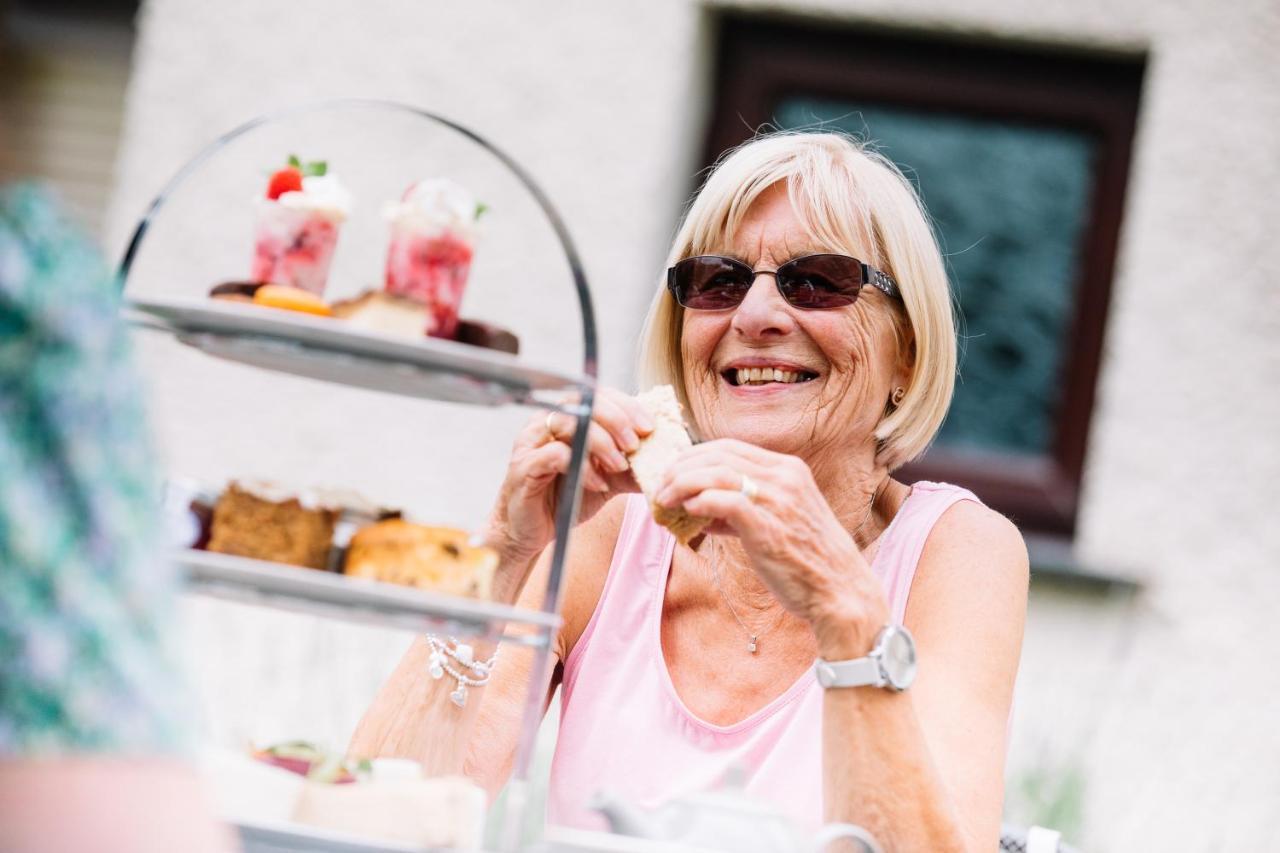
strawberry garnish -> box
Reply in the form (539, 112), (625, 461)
(266, 167), (304, 200)
(266, 155), (328, 199)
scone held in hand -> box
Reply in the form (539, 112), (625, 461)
(629, 385), (711, 545)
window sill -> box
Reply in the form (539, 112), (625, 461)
(1025, 533), (1141, 594)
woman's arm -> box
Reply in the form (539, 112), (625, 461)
(464, 498), (622, 793)
(659, 442), (1027, 852)
(347, 386), (648, 794)
(814, 501), (1027, 852)
(347, 497), (626, 794)
(345, 543), (554, 786)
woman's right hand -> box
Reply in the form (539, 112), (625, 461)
(481, 388), (653, 601)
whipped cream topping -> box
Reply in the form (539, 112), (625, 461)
(383, 177), (482, 239)
(235, 480), (386, 513)
(236, 480), (332, 509)
(271, 174), (352, 220)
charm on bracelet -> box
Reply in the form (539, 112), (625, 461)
(426, 635), (498, 707)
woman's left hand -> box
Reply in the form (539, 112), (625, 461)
(655, 438), (890, 656)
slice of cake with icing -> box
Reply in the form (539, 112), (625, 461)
(206, 481), (339, 570)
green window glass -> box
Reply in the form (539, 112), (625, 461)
(776, 99), (1098, 457)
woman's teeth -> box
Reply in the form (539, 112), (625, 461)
(733, 367), (814, 386)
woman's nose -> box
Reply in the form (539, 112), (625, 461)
(730, 273), (796, 339)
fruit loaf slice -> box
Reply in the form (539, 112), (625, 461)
(628, 385), (711, 545)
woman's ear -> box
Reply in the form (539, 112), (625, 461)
(892, 318), (916, 392)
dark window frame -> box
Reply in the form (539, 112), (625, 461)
(701, 13), (1145, 535)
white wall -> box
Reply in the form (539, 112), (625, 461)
(107, 1), (1280, 850)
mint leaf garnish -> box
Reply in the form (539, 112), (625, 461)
(284, 155), (327, 177)
(475, 202), (489, 219)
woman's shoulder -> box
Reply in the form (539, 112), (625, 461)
(908, 484), (1029, 609)
(931, 497), (1026, 561)
(904, 479), (982, 506)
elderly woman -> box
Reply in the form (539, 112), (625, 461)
(350, 133), (1028, 851)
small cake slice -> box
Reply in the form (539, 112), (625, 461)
(330, 290), (428, 337)
(206, 482), (338, 570)
(330, 289), (522, 354)
(292, 762), (485, 849)
(344, 520), (497, 598)
(629, 385), (711, 545)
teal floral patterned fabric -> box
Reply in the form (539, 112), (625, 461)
(0, 184), (185, 755)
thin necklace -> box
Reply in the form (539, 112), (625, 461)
(711, 478), (889, 654)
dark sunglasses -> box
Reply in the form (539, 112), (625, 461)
(667, 253), (902, 311)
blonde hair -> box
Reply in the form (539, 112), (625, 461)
(636, 131), (956, 470)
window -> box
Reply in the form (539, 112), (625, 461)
(702, 14), (1145, 535)
(0, 0), (140, 239)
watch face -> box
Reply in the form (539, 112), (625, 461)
(881, 627), (918, 690)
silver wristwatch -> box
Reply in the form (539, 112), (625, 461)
(814, 625), (917, 692)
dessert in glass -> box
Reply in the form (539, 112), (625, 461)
(382, 178), (484, 339)
(251, 157), (351, 298)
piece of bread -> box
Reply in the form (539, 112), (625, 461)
(343, 520), (497, 598)
(629, 385), (711, 545)
(206, 482), (338, 570)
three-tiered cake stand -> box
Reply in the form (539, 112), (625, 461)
(119, 99), (597, 853)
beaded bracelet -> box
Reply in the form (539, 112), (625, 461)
(426, 635), (499, 708)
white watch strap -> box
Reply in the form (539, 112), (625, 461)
(815, 656), (882, 689)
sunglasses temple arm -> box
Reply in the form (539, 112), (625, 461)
(863, 263), (902, 300)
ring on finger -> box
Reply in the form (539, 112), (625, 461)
(739, 472), (759, 502)
(544, 412), (558, 443)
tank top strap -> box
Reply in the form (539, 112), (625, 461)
(561, 494), (672, 697)
(875, 480), (982, 624)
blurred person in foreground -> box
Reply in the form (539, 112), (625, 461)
(0, 184), (230, 852)
(353, 133), (1028, 851)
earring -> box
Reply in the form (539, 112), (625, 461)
(890, 386), (906, 407)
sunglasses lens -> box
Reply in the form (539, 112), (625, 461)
(777, 255), (864, 309)
(672, 257), (751, 309)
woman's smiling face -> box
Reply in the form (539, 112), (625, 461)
(680, 182), (910, 461)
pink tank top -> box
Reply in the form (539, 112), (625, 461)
(546, 481), (980, 830)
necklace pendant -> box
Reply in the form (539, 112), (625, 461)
(747, 636), (758, 654)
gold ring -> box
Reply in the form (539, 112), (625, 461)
(739, 473), (759, 502)
(544, 412), (557, 442)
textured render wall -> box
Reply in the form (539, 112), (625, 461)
(107, 0), (1279, 850)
